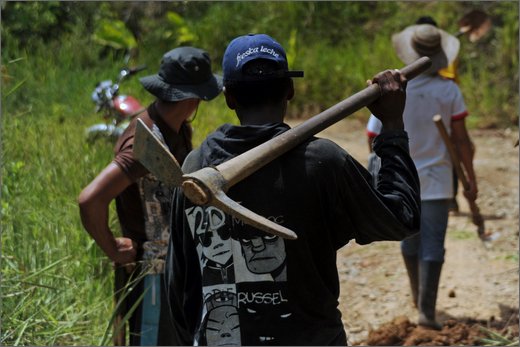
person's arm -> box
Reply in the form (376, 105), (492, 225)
(451, 118), (478, 201)
(331, 130), (420, 246)
(78, 162), (137, 264)
(366, 70), (406, 132)
(341, 69), (420, 244)
(367, 70), (420, 235)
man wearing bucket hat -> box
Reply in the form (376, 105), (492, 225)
(366, 24), (478, 330)
(164, 33), (421, 345)
(79, 46), (222, 345)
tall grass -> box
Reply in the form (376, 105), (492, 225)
(2, 34), (124, 345)
(0, 24), (235, 345)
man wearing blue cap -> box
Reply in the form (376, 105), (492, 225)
(164, 34), (420, 345)
(79, 46), (222, 346)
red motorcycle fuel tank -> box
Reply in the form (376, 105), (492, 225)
(113, 95), (144, 117)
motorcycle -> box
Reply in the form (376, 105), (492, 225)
(86, 64), (147, 143)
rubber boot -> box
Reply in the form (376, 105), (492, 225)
(418, 261), (443, 330)
(402, 254), (419, 307)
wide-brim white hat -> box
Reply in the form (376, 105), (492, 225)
(392, 24), (460, 74)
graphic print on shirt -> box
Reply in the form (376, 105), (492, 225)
(236, 281), (292, 345)
(137, 124), (173, 273)
(139, 175), (172, 273)
(185, 205), (234, 285)
(232, 220), (287, 282)
(201, 290), (241, 346)
(184, 205), (292, 345)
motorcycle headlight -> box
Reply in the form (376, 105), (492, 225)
(91, 80), (113, 103)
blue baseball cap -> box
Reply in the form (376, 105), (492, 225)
(222, 33), (304, 83)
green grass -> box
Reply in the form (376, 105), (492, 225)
(448, 229), (476, 240)
(500, 253), (519, 263)
(0, 27), (236, 346)
(1, 105), (116, 345)
(1, 34), (120, 345)
(478, 326), (519, 346)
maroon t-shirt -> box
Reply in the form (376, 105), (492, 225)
(112, 102), (192, 257)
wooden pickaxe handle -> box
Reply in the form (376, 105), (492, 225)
(182, 57), (432, 239)
(135, 58), (431, 240)
(133, 119), (300, 240)
(433, 115), (486, 238)
(216, 57), (431, 189)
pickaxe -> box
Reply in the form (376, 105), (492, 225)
(433, 115), (491, 242)
(456, 9), (492, 42)
(133, 57), (432, 241)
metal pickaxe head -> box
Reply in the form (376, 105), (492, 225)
(133, 119), (299, 240)
(134, 57), (432, 242)
(457, 10), (492, 42)
(133, 121), (184, 187)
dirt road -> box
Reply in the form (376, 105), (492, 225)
(290, 117), (519, 345)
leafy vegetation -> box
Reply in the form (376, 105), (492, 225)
(1, 2), (518, 345)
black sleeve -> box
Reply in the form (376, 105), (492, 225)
(372, 130), (421, 232)
(163, 190), (203, 345)
(329, 130), (420, 246)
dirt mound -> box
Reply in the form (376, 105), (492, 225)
(358, 308), (519, 346)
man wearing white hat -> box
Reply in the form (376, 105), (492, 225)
(366, 24), (478, 330)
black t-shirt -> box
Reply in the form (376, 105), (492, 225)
(164, 122), (420, 345)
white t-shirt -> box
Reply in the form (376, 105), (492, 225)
(366, 74), (468, 200)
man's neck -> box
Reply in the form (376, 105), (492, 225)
(237, 104), (286, 126)
(154, 100), (192, 132)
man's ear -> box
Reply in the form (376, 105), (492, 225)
(287, 79), (295, 101)
(223, 87), (237, 110)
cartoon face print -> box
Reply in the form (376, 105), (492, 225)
(206, 304), (240, 345)
(186, 206), (232, 266)
(239, 226), (286, 276)
(203, 291), (241, 346)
